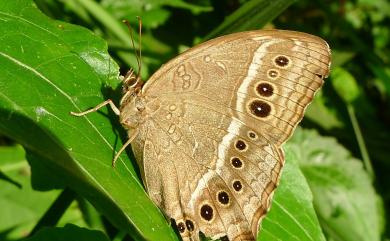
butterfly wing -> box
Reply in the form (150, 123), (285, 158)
(142, 30), (330, 146)
(131, 30), (330, 241)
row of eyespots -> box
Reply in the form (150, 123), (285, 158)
(230, 131), (258, 170)
(197, 139), (249, 221)
(197, 133), (259, 223)
(231, 137), (247, 168)
(177, 219), (195, 233)
(179, 176), (237, 225)
(199, 57), (289, 228)
(248, 55), (291, 119)
(198, 179), (244, 222)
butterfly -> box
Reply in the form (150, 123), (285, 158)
(72, 29), (331, 241)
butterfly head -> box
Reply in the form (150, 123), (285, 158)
(119, 69), (145, 130)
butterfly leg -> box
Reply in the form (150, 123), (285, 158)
(70, 99), (120, 116)
(112, 129), (139, 167)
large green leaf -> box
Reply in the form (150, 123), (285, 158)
(287, 129), (384, 241)
(0, 1), (176, 240)
(259, 150), (326, 241)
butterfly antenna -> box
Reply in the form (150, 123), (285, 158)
(122, 19), (141, 85)
(136, 16), (142, 78)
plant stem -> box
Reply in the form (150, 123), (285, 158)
(347, 105), (374, 179)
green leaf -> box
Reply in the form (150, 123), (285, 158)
(0, 145), (25, 188)
(0, 149), (53, 239)
(330, 50), (356, 68)
(99, 0), (211, 33)
(24, 224), (110, 241)
(204, 0), (296, 40)
(160, 0), (212, 14)
(139, 8), (171, 29)
(305, 92), (344, 130)
(0, 145), (25, 165)
(331, 67), (361, 104)
(0, 1), (176, 240)
(101, 0), (212, 19)
(369, 64), (390, 98)
(0, 147), (85, 240)
(259, 142), (326, 241)
(27, 150), (67, 190)
(286, 128), (384, 241)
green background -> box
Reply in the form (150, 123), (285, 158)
(0, 0), (388, 241)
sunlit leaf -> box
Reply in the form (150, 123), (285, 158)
(287, 129), (384, 241)
(0, 1), (177, 240)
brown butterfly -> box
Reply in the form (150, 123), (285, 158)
(72, 29), (330, 241)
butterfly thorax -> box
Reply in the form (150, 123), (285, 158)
(119, 70), (146, 130)
(119, 94), (145, 130)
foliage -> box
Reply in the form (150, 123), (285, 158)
(0, 0), (388, 240)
